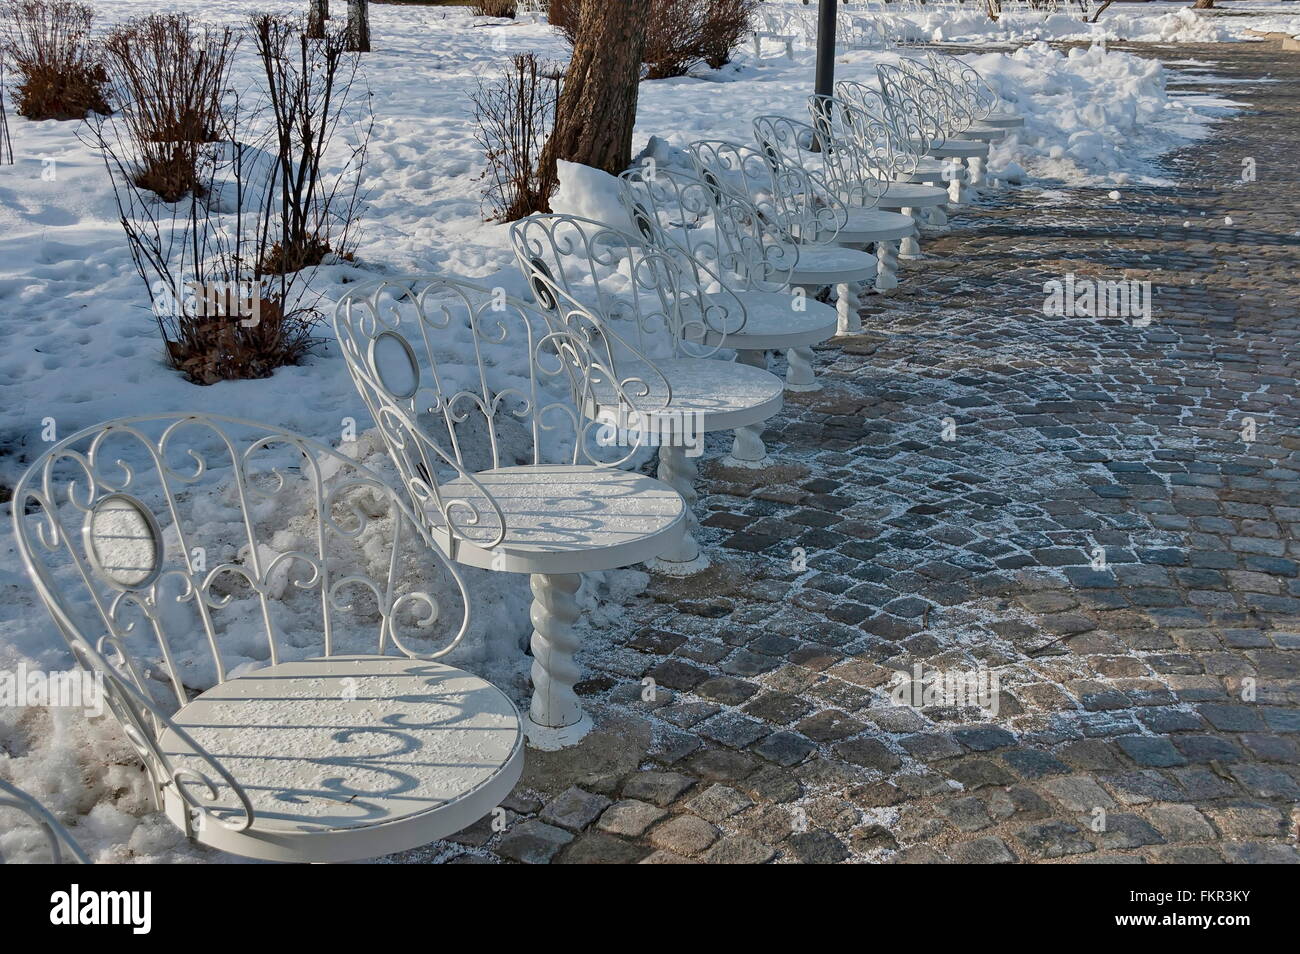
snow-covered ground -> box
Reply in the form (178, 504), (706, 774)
(764, 1), (1300, 46)
(0, 0), (1268, 861)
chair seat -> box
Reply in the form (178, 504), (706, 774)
(431, 465), (687, 574)
(917, 139), (988, 160)
(840, 207), (917, 242)
(785, 244), (878, 286)
(692, 290), (839, 350)
(905, 157), (950, 182)
(981, 111), (1023, 128)
(955, 124), (1005, 142)
(160, 655), (524, 863)
(876, 182), (949, 211)
(586, 356), (784, 435)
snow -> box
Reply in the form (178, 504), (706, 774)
(0, 0), (1255, 862)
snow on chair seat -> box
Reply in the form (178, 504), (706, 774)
(510, 213), (784, 577)
(11, 414), (521, 862)
(333, 275), (688, 747)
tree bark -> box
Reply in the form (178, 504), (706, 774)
(307, 0), (329, 37)
(536, 0), (647, 199)
(1192, 0), (1214, 8)
(346, 0), (370, 52)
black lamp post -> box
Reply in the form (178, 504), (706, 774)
(812, 0), (838, 148)
(814, 0), (837, 101)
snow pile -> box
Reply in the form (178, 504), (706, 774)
(549, 160), (634, 230)
(968, 41), (1213, 185)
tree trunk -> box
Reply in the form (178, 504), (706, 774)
(1192, 0), (1214, 8)
(536, 0), (647, 200)
(307, 0), (329, 38)
(346, 0), (370, 52)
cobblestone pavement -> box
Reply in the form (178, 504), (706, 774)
(420, 41), (1300, 864)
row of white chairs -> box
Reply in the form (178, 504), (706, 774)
(5, 53), (1023, 865)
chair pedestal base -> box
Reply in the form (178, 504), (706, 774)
(649, 446), (711, 575)
(898, 208), (922, 259)
(785, 346), (819, 390)
(525, 712), (593, 751)
(948, 175), (964, 205)
(874, 243), (899, 294)
(836, 281), (861, 334)
(527, 572), (588, 748)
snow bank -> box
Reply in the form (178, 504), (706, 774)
(969, 41), (1214, 185)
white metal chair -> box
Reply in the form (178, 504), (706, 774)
(878, 61), (990, 191)
(827, 81), (960, 239)
(0, 779), (91, 863)
(910, 55), (1007, 153)
(751, 111), (933, 291)
(12, 414), (523, 862)
(510, 215), (782, 577)
(925, 50), (1025, 131)
(333, 275), (687, 746)
(688, 139), (880, 327)
(618, 163), (838, 388)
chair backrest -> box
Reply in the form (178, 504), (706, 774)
(688, 138), (846, 250)
(926, 51), (999, 122)
(827, 80), (923, 180)
(334, 275), (663, 548)
(897, 57), (972, 134)
(510, 212), (709, 363)
(614, 166), (750, 353)
(623, 161), (800, 296)
(877, 61), (947, 152)
(0, 779), (90, 864)
(754, 111), (887, 212)
(11, 413), (471, 835)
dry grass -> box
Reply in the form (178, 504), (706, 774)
(470, 0), (517, 16)
(166, 292), (321, 386)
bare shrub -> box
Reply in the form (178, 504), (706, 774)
(642, 0), (708, 80)
(550, 0), (754, 78)
(0, 0), (108, 120)
(471, 1), (517, 17)
(249, 14), (369, 273)
(88, 109), (325, 384)
(472, 51), (560, 221)
(102, 14), (238, 202)
(546, 0), (580, 43)
(698, 0), (758, 69)
(83, 16), (370, 385)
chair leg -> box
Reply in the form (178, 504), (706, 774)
(835, 280), (861, 335)
(922, 179), (949, 229)
(948, 171), (965, 205)
(875, 241), (899, 293)
(525, 572), (591, 750)
(968, 155), (985, 189)
(898, 208), (922, 259)
(646, 446), (710, 575)
(786, 346), (818, 390)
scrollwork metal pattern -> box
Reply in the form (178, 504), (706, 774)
(12, 413), (474, 838)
